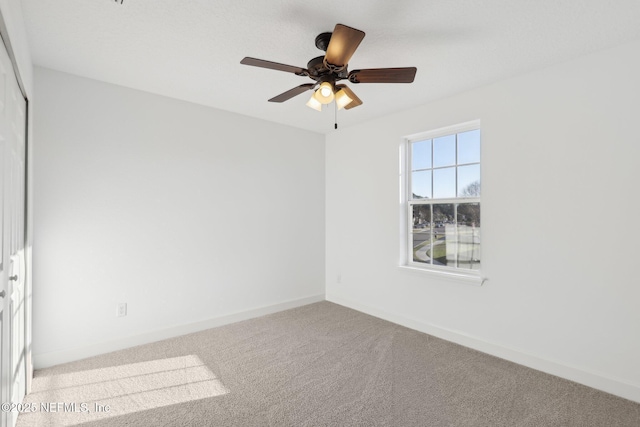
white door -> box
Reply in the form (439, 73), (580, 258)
(0, 37), (27, 427)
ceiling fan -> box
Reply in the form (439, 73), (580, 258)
(240, 24), (417, 112)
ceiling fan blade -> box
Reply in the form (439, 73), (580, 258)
(268, 84), (316, 103)
(324, 24), (365, 68)
(240, 57), (307, 75)
(349, 67), (417, 83)
(336, 84), (363, 110)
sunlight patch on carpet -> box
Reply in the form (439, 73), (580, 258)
(18, 355), (228, 426)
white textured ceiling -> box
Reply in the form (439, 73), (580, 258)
(20, 0), (640, 134)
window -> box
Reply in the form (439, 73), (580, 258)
(404, 121), (481, 274)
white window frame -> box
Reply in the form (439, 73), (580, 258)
(400, 120), (483, 284)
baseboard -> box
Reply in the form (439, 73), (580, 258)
(326, 294), (640, 404)
(34, 294), (325, 369)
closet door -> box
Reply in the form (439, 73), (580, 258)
(0, 37), (27, 427)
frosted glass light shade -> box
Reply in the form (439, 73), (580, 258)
(335, 88), (353, 110)
(314, 82), (335, 104)
(306, 95), (322, 111)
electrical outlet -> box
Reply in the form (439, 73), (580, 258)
(337, 274), (342, 284)
(117, 303), (127, 317)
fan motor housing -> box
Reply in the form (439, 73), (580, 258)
(306, 56), (325, 77)
(306, 56), (349, 81)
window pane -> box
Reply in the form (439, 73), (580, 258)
(412, 205), (432, 264)
(432, 204), (455, 267)
(457, 203), (480, 227)
(411, 170), (431, 199)
(433, 167), (456, 199)
(411, 140), (431, 171)
(457, 203), (481, 270)
(457, 129), (480, 164)
(433, 135), (456, 167)
(457, 164), (480, 197)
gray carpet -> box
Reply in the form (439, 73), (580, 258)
(17, 301), (640, 426)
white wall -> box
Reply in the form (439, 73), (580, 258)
(326, 39), (640, 402)
(33, 67), (325, 366)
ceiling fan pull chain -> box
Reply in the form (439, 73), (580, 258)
(334, 101), (338, 130)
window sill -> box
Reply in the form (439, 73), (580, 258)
(398, 265), (486, 286)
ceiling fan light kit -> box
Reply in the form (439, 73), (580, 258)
(241, 23), (417, 117)
(304, 84), (352, 112)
